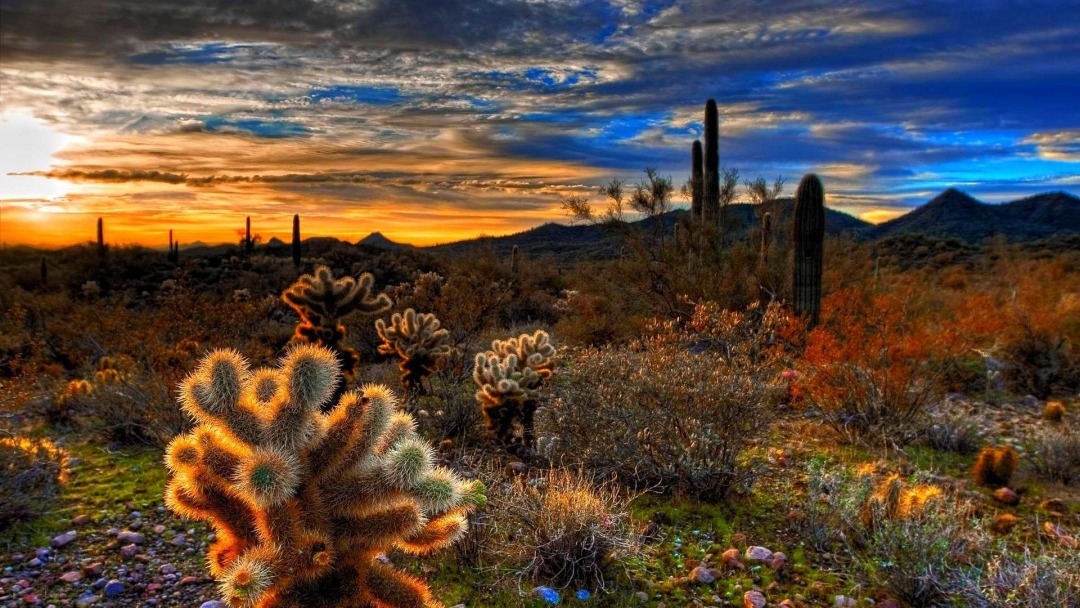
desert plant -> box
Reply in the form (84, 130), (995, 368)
(1028, 429), (1080, 486)
(1002, 327), (1077, 399)
(973, 445), (1019, 488)
(492, 468), (637, 589)
(1, 435), (69, 530)
(164, 345), (485, 608)
(923, 406), (984, 455)
(1042, 400), (1066, 422)
(474, 330), (556, 453)
(292, 214), (302, 267)
(702, 99), (719, 227)
(375, 309), (453, 396)
(96, 217), (105, 257)
(975, 546), (1080, 607)
(282, 266), (392, 406)
(690, 140), (703, 223)
(793, 173), (824, 327)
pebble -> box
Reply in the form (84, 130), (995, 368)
(59, 571), (82, 583)
(50, 532), (77, 548)
(745, 546), (773, 562)
(743, 590), (767, 608)
(117, 531), (145, 545)
(103, 580), (124, 597)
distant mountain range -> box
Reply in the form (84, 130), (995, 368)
(354, 189), (1078, 260)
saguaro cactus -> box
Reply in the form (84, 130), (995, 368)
(793, 174), (825, 327)
(760, 212), (773, 266)
(690, 140), (703, 224)
(375, 309), (453, 396)
(96, 217), (105, 256)
(244, 217), (254, 255)
(282, 266), (392, 405)
(292, 215), (301, 267)
(473, 330), (556, 452)
(164, 345), (485, 608)
(510, 245), (520, 275)
(702, 100), (720, 227)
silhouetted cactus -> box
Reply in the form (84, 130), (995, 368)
(96, 217), (105, 256)
(759, 212), (773, 266)
(474, 330), (556, 452)
(292, 214), (301, 267)
(244, 217), (254, 256)
(282, 266), (392, 406)
(375, 309), (453, 396)
(690, 140), (703, 224)
(165, 345), (485, 608)
(793, 174), (825, 327)
(510, 245), (520, 275)
(702, 100), (719, 227)
(973, 445), (1019, 488)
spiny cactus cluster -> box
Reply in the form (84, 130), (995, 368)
(164, 345), (485, 608)
(973, 445), (1019, 488)
(282, 266), (391, 405)
(473, 330), (556, 452)
(860, 473), (943, 528)
(375, 309), (453, 395)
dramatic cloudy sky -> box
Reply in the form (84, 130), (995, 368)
(1, 0), (1078, 247)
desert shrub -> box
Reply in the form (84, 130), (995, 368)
(491, 468), (637, 590)
(541, 302), (788, 501)
(1002, 327), (1078, 399)
(800, 284), (972, 447)
(974, 547), (1080, 607)
(0, 435), (69, 530)
(973, 446), (1019, 488)
(923, 405), (984, 455)
(1028, 429), (1080, 486)
(83, 358), (191, 446)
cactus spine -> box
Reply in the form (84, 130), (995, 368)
(282, 266), (392, 407)
(702, 100), (719, 227)
(690, 140), (703, 224)
(96, 217), (105, 256)
(292, 214), (301, 267)
(473, 330), (556, 453)
(375, 309), (453, 396)
(165, 345), (484, 608)
(793, 174), (825, 327)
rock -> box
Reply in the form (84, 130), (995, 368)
(120, 544), (139, 558)
(721, 548), (742, 569)
(835, 596), (857, 607)
(533, 586), (560, 604)
(1039, 498), (1066, 514)
(634, 591), (649, 603)
(1022, 395), (1039, 408)
(59, 571), (82, 583)
(1043, 522), (1079, 549)
(75, 595), (98, 606)
(877, 600), (901, 608)
(689, 566), (714, 584)
(779, 601), (797, 608)
(117, 531), (145, 545)
(103, 580), (124, 597)
(50, 531), (77, 548)
(82, 563), (103, 577)
(770, 551), (788, 570)
(199, 603), (227, 608)
(991, 513), (1018, 534)
(72, 515), (91, 526)
(992, 487), (1020, 506)
(153, 524), (166, 534)
(179, 575), (200, 585)
(745, 546), (772, 562)
(159, 563), (175, 575)
(743, 590), (767, 608)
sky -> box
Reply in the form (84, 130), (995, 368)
(1, 0), (1078, 248)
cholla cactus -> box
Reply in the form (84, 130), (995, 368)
(473, 330), (556, 452)
(375, 309), (453, 396)
(164, 345), (485, 608)
(282, 266), (391, 406)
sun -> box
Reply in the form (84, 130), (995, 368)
(0, 111), (80, 201)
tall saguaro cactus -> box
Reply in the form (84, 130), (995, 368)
(793, 174), (825, 327)
(292, 214), (302, 268)
(690, 140), (703, 223)
(244, 216), (254, 255)
(165, 345), (484, 608)
(759, 212), (773, 266)
(96, 217), (105, 256)
(702, 100), (720, 226)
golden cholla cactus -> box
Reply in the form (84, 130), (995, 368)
(473, 330), (556, 452)
(164, 345), (485, 608)
(861, 473), (943, 528)
(282, 266), (392, 406)
(375, 309), (453, 396)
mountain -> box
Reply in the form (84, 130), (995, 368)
(873, 189), (1080, 241)
(357, 232), (410, 251)
(429, 201), (870, 261)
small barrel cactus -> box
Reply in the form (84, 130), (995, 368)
(375, 309), (453, 396)
(165, 344), (484, 608)
(473, 330), (556, 452)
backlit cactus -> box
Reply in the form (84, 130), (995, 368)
(97, 217), (105, 257)
(702, 100), (720, 227)
(375, 309), (453, 395)
(164, 345), (485, 608)
(473, 330), (556, 452)
(292, 215), (301, 268)
(282, 266), (391, 406)
(690, 140), (703, 224)
(793, 174), (824, 327)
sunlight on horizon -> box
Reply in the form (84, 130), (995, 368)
(0, 111), (80, 201)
